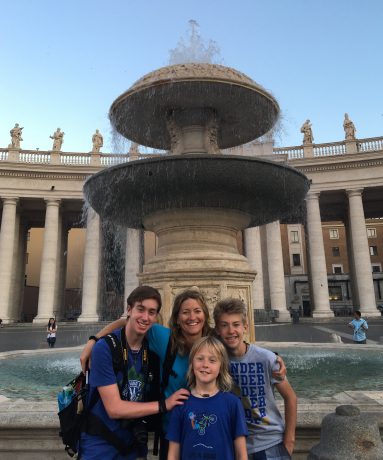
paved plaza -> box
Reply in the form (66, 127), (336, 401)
(0, 317), (382, 352)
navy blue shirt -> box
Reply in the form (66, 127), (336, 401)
(167, 392), (248, 460)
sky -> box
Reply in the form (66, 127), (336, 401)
(1, 0), (382, 153)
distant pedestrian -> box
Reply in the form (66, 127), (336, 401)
(47, 318), (57, 348)
(348, 311), (368, 344)
(0, 318), (3, 328)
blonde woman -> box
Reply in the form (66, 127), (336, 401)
(167, 336), (248, 460)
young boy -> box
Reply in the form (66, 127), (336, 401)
(80, 286), (189, 460)
(214, 298), (297, 460)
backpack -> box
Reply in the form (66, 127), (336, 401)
(58, 328), (161, 458)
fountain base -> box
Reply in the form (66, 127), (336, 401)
(139, 208), (256, 339)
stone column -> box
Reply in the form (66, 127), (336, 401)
(347, 189), (379, 316)
(14, 222), (29, 321)
(78, 209), (102, 322)
(54, 224), (68, 320)
(123, 229), (141, 314)
(0, 198), (19, 323)
(305, 193), (333, 318)
(33, 199), (61, 323)
(265, 220), (290, 321)
(244, 227), (265, 309)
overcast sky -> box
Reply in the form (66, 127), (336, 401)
(1, 0), (382, 152)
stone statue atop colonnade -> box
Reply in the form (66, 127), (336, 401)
(9, 123), (23, 149)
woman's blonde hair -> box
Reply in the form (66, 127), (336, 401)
(168, 289), (213, 356)
(187, 336), (232, 392)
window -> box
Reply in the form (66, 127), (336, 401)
(372, 264), (381, 273)
(329, 286), (343, 301)
(329, 229), (339, 239)
(292, 253), (301, 266)
(367, 228), (376, 238)
(290, 230), (299, 243)
(27, 231), (31, 241)
(332, 247), (340, 257)
(332, 264), (343, 274)
(369, 246), (378, 256)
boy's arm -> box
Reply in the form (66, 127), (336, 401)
(167, 441), (180, 460)
(234, 436), (248, 460)
(98, 384), (189, 420)
(275, 379), (297, 456)
(80, 318), (126, 371)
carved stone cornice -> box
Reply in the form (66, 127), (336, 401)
(0, 170), (88, 181)
(294, 158), (383, 174)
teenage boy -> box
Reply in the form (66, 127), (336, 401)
(80, 286), (189, 460)
(214, 298), (297, 460)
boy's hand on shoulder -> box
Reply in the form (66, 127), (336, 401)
(165, 388), (190, 410)
(272, 355), (287, 381)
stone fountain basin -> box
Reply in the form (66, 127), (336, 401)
(84, 154), (310, 228)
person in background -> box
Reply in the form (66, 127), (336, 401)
(348, 310), (368, 344)
(214, 298), (297, 460)
(47, 317), (57, 348)
(167, 336), (248, 460)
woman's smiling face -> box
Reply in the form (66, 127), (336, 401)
(177, 298), (206, 339)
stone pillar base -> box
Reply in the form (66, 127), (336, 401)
(32, 315), (54, 324)
(77, 314), (100, 323)
(312, 310), (335, 319)
(274, 311), (291, 322)
(359, 308), (381, 318)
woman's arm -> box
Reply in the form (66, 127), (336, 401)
(234, 436), (248, 460)
(275, 379), (297, 456)
(167, 441), (180, 460)
(80, 318), (126, 371)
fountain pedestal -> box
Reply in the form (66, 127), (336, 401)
(139, 208), (256, 339)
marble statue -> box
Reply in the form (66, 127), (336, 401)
(92, 129), (103, 152)
(343, 113), (356, 140)
(50, 128), (64, 151)
(129, 142), (139, 157)
(9, 123), (23, 148)
(205, 114), (220, 154)
(301, 119), (314, 144)
(166, 112), (183, 154)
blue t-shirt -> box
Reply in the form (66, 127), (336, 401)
(349, 318), (368, 342)
(80, 328), (147, 460)
(166, 392), (248, 460)
(147, 324), (190, 430)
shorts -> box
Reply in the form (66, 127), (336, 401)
(249, 442), (291, 460)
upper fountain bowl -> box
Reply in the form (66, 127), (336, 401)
(109, 63), (280, 149)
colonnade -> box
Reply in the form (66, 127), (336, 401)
(0, 187), (380, 323)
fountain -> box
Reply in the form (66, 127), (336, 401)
(84, 63), (310, 329)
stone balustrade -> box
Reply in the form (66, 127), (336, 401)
(0, 135), (383, 166)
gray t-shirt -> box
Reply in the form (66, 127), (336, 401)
(230, 344), (284, 453)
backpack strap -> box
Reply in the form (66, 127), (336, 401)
(160, 336), (178, 397)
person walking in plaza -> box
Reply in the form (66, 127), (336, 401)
(80, 285), (189, 460)
(47, 317), (57, 348)
(167, 336), (248, 460)
(348, 310), (368, 344)
(80, 289), (287, 460)
(214, 298), (297, 460)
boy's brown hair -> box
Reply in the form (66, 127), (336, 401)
(213, 297), (248, 325)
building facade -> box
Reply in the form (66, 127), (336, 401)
(0, 132), (382, 323)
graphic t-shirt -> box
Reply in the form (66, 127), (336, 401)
(349, 318), (368, 342)
(230, 344), (285, 454)
(166, 392), (248, 460)
(80, 328), (147, 460)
